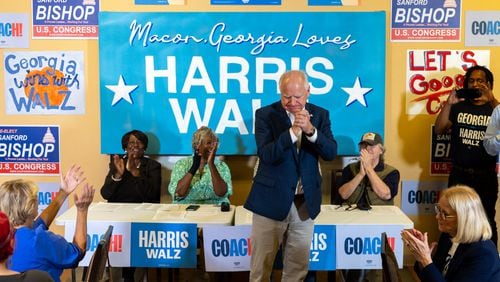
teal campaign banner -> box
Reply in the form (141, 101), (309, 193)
(309, 225), (336, 270)
(130, 223), (197, 268)
(99, 12), (386, 155)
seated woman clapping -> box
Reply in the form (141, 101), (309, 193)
(402, 185), (500, 282)
(168, 126), (232, 204)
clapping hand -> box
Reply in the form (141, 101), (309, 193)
(112, 154), (125, 178)
(74, 183), (95, 211)
(358, 149), (373, 176)
(401, 229), (436, 267)
(292, 110), (313, 137)
(207, 141), (218, 165)
(60, 164), (85, 196)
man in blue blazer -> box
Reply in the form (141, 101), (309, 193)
(245, 70), (337, 281)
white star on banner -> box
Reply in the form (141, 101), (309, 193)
(105, 75), (138, 106)
(341, 77), (373, 107)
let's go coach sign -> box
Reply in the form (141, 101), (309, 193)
(99, 12), (386, 155)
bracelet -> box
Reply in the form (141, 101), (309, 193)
(111, 175), (122, 182)
(174, 193), (186, 201)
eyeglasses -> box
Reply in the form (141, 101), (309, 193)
(127, 140), (144, 148)
(434, 204), (456, 220)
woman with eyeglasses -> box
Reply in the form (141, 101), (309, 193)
(0, 211), (54, 282)
(401, 185), (500, 282)
(101, 129), (162, 204)
(100, 129), (161, 282)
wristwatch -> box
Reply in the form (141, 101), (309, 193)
(305, 127), (316, 137)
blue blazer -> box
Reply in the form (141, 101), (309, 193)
(244, 102), (337, 221)
(415, 233), (500, 282)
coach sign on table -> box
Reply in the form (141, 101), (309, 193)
(336, 225), (404, 269)
(202, 224), (336, 271)
(0, 125), (60, 175)
(64, 221), (131, 267)
(203, 225), (252, 272)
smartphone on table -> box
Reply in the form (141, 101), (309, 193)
(185, 205), (200, 211)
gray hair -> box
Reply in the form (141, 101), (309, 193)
(192, 126), (218, 149)
(279, 70), (310, 94)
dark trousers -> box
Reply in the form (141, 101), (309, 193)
(448, 166), (498, 246)
(122, 267), (136, 282)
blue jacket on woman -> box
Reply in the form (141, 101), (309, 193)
(415, 233), (500, 282)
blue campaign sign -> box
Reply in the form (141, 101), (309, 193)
(0, 125), (60, 175)
(211, 0), (281, 4)
(135, 0), (183, 4)
(32, 0), (99, 38)
(391, 0), (461, 41)
(99, 12), (386, 155)
(130, 223), (197, 268)
(309, 225), (336, 270)
(308, 0), (344, 6)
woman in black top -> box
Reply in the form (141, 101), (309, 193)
(100, 129), (162, 281)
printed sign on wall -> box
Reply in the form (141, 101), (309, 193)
(37, 182), (69, 216)
(4, 51), (85, 115)
(405, 49), (489, 115)
(99, 12), (386, 155)
(211, 0), (280, 4)
(465, 11), (500, 47)
(32, 0), (99, 39)
(308, 0), (358, 5)
(0, 13), (29, 48)
(391, 0), (461, 41)
(430, 125), (452, 175)
(135, 0), (185, 4)
(401, 180), (447, 216)
(0, 125), (60, 175)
